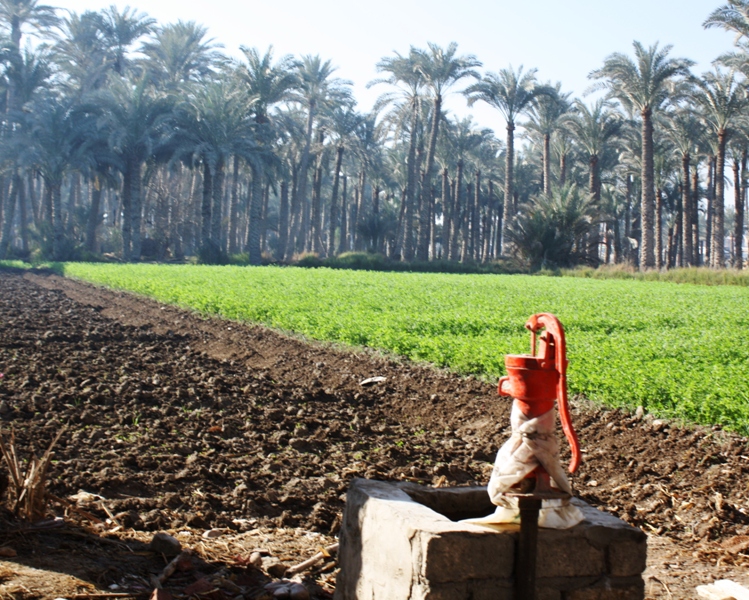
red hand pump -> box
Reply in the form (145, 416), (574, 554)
(497, 313), (581, 474)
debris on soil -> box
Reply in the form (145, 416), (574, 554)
(0, 270), (748, 598)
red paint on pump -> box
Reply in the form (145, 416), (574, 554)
(498, 313), (581, 474)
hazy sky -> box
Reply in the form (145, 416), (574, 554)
(49, 0), (734, 134)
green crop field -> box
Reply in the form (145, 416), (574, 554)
(61, 263), (749, 434)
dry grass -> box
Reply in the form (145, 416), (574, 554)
(0, 428), (64, 522)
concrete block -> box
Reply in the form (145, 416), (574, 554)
(537, 537), (606, 577)
(422, 531), (514, 582)
(565, 579), (645, 600)
(335, 479), (646, 600)
(607, 539), (648, 577)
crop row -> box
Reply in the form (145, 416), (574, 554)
(63, 263), (749, 434)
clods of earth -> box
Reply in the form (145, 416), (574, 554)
(0, 269), (748, 599)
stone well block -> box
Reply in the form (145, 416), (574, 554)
(335, 479), (646, 600)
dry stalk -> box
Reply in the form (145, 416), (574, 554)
(0, 427), (65, 521)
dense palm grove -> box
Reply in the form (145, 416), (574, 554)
(1, 1), (749, 270)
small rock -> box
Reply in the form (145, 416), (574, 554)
(634, 405), (645, 420)
(273, 587), (291, 599)
(587, 480), (599, 487)
(289, 583), (310, 600)
(0, 402), (10, 415)
(288, 438), (309, 451)
(652, 419), (666, 431)
(0, 547), (16, 557)
(185, 513), (210, 529)
(148, 532), (181, 556)
(249, 551), (263, 567)
(359, 376), (386, 386)
(202, 528), (226, 539)
(263, 557), (289, 578)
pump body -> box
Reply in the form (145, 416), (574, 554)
(498, 313), (581, 478)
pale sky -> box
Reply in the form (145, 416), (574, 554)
(44, 0), (734, 135)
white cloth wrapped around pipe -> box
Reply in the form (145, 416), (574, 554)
(464, 404), (584, 530)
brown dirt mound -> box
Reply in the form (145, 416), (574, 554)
(0, 269), (746, 598)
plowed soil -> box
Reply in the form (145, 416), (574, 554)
(0, 268), (748, 599)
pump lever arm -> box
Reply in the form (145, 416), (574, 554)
(525, 313), (581, 473)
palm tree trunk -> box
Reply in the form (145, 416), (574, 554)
(395, 186), (406, 258)
(200, 161), (213, 254)
(588, 155), (600, 264)
(0, 176), (18, 259)
(311, 165), (322, 254)
(681, 154), (692, 267)
(543, 133), (551, 197)
(18, 176), (28, 257)
(338, 175), (348, 255)
(260, 182), (270, 253)
(122, 162), (133, 259)
(734, 155), (743, 269)
(295, 100), (316, 253)
(248, 164), (263, 265)
(655, 188), (663, 270)
(501, 122), (515, 255)
(441, 168), (450, 260)
(130, 163), (143, 261)
(450, 160), (463, 261)
(417, 95), (442, 260)
(713, 131), (727, 268)
(473, 170), (481, 260)
(328, 144), (344, 258)
(52, 181), (62, 260)
(85, 177), (102, 253)
(692, 165), (700, 265)
(228, 155), (240, 255)
(404, 100), (419, 261)
(278, 180), (289, 261)
(706, 156), (714, 266)
(352, 171), (365, 250)
(212, 159), (226, 255)
(286, 164), (300, 260)
(461, 183), (471, 262)
(640, 110), (656, 269)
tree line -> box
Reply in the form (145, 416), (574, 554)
(0, 0), (748, 271)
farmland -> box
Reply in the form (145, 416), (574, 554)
(63, 263), (749, 434)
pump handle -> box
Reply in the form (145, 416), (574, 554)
(525, 313), (581, 473)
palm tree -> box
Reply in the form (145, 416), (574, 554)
(235, 45), (298, 264)
(466, 65), (548, 255)
(53, 11), (110, 96)
(140, 21), (224, 90)
(169, 79), (258, 262)
(0, 0), (57, 48)
(704, 1), (749, 40)
(287, 54), (352, 255)
(564, 99), (622, 206)
(661, 107), (703, 266)
(413, 42), (481, 260)
(589, 41), (693, 269)
(99, 5), (155, 76)
(507, 183), (597, 270)
(92, 73), (173, 260)
(691, 67), (747, 268)
(13, 94), (93, 259)
(326, 104), (360, 257)
(369, 47), (426, 261)
(525, 82), (571, 196)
